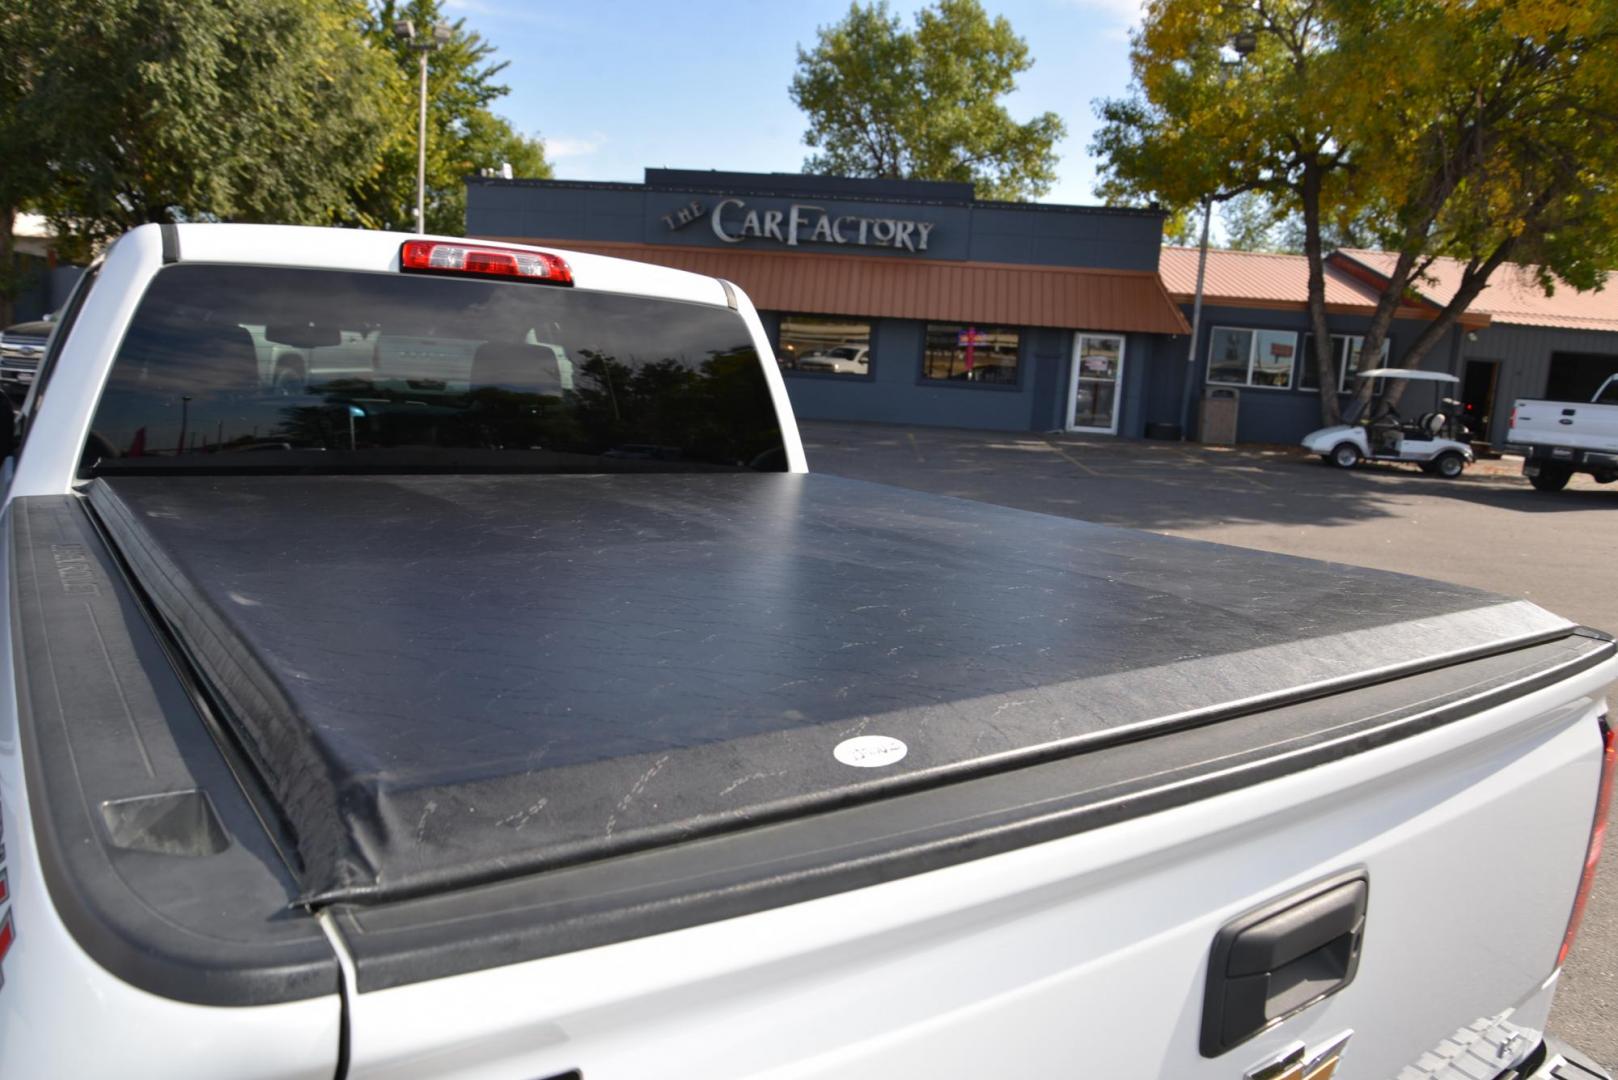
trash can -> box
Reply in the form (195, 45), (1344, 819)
(1199, 387), (1239, 445)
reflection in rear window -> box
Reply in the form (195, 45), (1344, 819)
(81, 265), (787, 475)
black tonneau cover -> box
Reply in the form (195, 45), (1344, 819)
(87, 473), (1571, 904)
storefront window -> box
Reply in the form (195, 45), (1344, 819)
(1299, 334), (1391, 392)
(776, 314), (873, 377)
(1207, 327), (1298, 389)
(922, 324), (1020, 385)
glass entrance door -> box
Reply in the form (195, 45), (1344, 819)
(1068, 334), (1125, 433)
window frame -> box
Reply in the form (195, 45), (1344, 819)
(1205, 325), (1299, 390)
(774, 312), (876, 382)
(917, 322), (1025, 391)
(1298, 333), (1392, 394)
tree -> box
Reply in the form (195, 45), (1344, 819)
(1093, 0), (1618, 423)
(0, 2), (42, 324)
(1331, 1), (1618, 411)
(790, 0), (1065, 201)
(345, 0), (551, 235)
(1220, 192), (1285, 252)
(28, 0), (395, 262)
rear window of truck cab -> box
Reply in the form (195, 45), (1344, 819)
(79, 264), (787, 476)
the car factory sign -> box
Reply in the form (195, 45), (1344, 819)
(662, 198), (937, 253)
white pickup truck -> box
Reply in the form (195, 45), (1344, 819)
(0, 223), (1614, 1080)
(1508, 374), (1618, 491)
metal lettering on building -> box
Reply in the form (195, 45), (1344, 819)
(663, 198), (935, 253)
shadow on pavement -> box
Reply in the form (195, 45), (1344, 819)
(802, 421), (1615, 532)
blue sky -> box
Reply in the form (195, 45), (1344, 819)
(443, 0), (1147, 206)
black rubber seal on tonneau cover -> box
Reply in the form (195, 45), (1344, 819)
(82, 472), (1585, 909)
(7, 495), (338, 1006)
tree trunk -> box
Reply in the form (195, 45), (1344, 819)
(1348, 248), (1424, 413)
(1381, 241), (1517, 409)
(1298, 166), (1338, 425)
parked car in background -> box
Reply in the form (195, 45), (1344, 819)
(1508, 373), (1618, 492)
(0, 316), (53, 399)
(796, 343), (869, 374)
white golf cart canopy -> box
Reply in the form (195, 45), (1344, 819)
(1354, 368), (1460, 383)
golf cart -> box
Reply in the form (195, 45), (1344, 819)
(1301, 368), (1475, 478)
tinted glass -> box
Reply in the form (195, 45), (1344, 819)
(1341, 335), (1388, 388)
(1251, 330), (1296, 387)
(922, 323), (1020, 384)
(777, 314), (872, 377)
(1207, 328), (1252, 385)
(82, 265), (786, 476)
(1301, 334), (1389, 393)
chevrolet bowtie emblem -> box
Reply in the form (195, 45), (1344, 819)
(1244, 1031), (1353, 1080)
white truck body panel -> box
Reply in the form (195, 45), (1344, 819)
(1508, 376), (1618, 455)
(342, 659), (1614, 1080)
(0, 539), (343, 1078)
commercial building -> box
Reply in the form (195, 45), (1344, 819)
(1158, 247), (1618, 447)
(467, 169), (1189, 436)
(466, 169), (1618, 446)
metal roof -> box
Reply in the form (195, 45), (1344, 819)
(1158, 247), (1387, 309)
(1335, 250), (1618, 333)
(487, 239), (1192, 335)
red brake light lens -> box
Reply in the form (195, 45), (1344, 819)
(400, 240), (573, 286)
(1560, 718), (1615, 968)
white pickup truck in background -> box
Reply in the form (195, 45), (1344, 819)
(1508, 373), (1618, 491)
(0, 223), (1614, 1080)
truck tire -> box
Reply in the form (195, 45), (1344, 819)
(1330, 443), (1361, 469)
(1433, 452), (1465, 479)
(1529, 465), (1572, 492)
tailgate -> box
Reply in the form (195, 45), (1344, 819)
(335, 636), (1616, 1080)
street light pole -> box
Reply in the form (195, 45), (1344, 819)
(416, 48), (428, 234)
(1178, 26), (1259, 441)
(393, 19), (452, 234)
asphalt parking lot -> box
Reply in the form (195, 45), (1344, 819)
(801, 419), (1618, 1067)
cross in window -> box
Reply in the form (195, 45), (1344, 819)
(958, 326), (984, 371)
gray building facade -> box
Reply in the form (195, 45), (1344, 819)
(466, 169), (1192, 437)
(466, 170), (1618, 447)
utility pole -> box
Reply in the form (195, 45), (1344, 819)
(393, 19), (453, 234)
(1179, 197), (1213, 440)
(1179, 27), (1259, 440)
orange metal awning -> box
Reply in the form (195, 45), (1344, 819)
(479, 238), (1192, 336)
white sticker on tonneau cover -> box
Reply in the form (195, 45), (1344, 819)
(834, 735), (908, 768)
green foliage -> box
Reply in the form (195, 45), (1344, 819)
(1095, 0), (1618, 419)
(790, 0), (1065, 201)
(345, 0), (551, 235)
(1220, 192), (1286, 252)
(3, 0), (548, 274)
(0, 0), (49, 321)
(25, 0), (395, 260)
